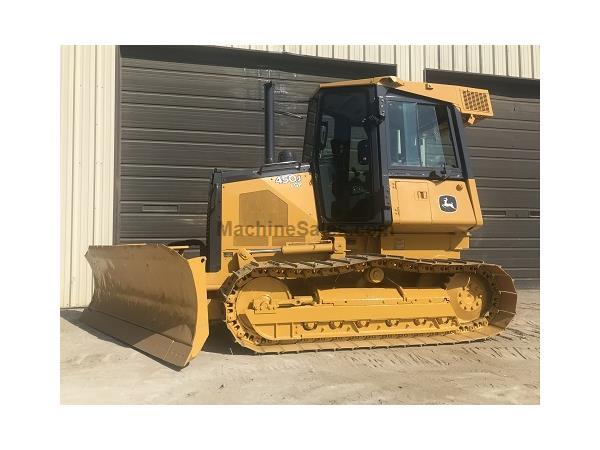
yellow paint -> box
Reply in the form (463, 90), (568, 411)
(390, 179), (478, 233)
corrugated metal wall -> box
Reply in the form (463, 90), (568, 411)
(60, 45), (116, 307)
(231, 45), (540, 80)
(464, 95), (539, 288)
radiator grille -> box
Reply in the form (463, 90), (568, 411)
(461, 89), (491, 113)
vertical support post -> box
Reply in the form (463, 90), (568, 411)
(264, 81), (275, 164)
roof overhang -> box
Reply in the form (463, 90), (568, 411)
(320, 76), (494, 124)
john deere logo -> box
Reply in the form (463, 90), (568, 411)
(439, 195), (457, 213)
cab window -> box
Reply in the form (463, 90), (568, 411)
(388, 101), (458, 169)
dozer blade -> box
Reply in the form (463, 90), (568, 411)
(81, 244), (209, 367)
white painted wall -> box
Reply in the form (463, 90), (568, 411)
(60, 45), (115, 307)
(232, 45), (540, 80)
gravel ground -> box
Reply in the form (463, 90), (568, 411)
(60, 290), (539, 404)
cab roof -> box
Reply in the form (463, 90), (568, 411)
(320, 76), (494, 124)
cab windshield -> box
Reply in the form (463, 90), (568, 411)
(387, 100), (458, 169)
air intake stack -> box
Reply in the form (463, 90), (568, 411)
(264, 81), (275, 164)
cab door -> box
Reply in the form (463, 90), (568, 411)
(311, 87), (387, 231)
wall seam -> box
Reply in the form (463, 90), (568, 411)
(421, 45), (425, 80)
(92, 46), (98, 246)
(113, 47), (121, 244)
(67, 46), (77, 307)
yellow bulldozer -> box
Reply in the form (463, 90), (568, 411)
(81, 76), (517, 367)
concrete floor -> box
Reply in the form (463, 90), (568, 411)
(60, 290), (539, 404)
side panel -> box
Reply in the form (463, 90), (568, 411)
(204, 170), (323, 286)
(378, 233), (469, 259)
(390, 179), (478, 233)
(221, 171), (321, 250)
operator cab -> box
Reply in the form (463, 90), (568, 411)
(303, 82), (471, 231)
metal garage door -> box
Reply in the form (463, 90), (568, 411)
(427, 70), (540, 288)
(115, 45), (393, 246)
(115, 50), (539, 288)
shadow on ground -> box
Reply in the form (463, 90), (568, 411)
(60, 308), (253, 363)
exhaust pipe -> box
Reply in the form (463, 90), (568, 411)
(264, 81), (274, 164)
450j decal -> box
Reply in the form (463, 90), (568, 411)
(274, 174), (302, 188)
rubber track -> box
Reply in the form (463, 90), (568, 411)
(221, 254), (517, 353)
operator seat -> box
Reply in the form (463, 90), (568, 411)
(329, 139), (351, 219)
(350, 139), (373, 219)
